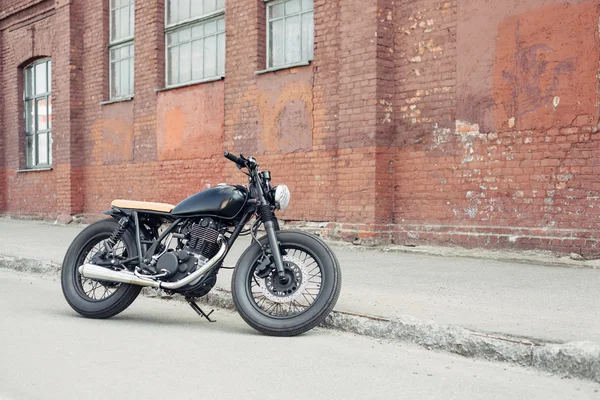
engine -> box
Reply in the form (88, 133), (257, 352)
(154, 218), (225, 296)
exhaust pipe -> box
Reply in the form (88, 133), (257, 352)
(79, 236), (228, 290)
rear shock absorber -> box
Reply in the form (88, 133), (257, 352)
(105, 216), (130, 252)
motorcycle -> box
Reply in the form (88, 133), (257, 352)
(61, 152), (341, 336)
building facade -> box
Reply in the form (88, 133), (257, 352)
(1, 0), (599, 254)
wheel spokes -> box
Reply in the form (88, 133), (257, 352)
(250, 247), (323, 317)
(78, 238), (125, 301)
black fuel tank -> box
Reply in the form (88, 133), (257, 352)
(171, 185), (248, 218)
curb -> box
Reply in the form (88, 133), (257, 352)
(2, 256), (599, 384)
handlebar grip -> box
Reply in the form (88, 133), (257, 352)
(224, 151), (244, 167)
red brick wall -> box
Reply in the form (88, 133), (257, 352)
(0, 0), (58, 218)
(1, 0), (600, 254)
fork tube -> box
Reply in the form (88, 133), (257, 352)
(252, 169), (286, 278)
(264, 220), (286, 278)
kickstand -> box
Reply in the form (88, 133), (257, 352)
(185, 297), (216, 322)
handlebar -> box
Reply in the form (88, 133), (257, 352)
(224, 151), (245, 167)
(224, 151), (258, 170)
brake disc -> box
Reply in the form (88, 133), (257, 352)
(254, 255), (308, 304)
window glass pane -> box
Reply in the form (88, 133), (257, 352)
(285, 0), (301, 15)
(47, 60), (52, 92)
(36, 98), (48, 130)
(302, 0), (313, 11)
(217, 17), (225, 32)
(179, 27), (191, 42)
(111, 0), (119, 10)
(111, 48), (118, 61)
(216, 0), (225, 10)
(285, 15), (301, 64)
(269, 19), (284, 67)
(129, 57), (134, 94)
(38, 133), (48, 165)
(168, 46), (179, 85)
(120, 45), (129, 58)
(25, 100), (34, 133)
(301, 12), (313, 61)
(179, 0), (190, 22)
(111, 9), (118, 39)
(270, 3), (284, 19)
(167, 0), (178, 25)
(25, 68), (34, 98)
(179, 42), (191, 83)
(48, 134), (53, 166)
(205, 20), (216, 35)
(190, 0), (203, 18)
(191, 24), (203, 39)
(47, 96), (52, 129)
(26, 136), (35, 167)
(120, 6), (129, 38)
(192, 40), (204, 81)
(204, 0), (216, 14)
(120, 60), (129, 97)
(167, 31), (178, 46)
(35, 62), (47, 95)
(204, 35), (217, 77)
(111, 61), (119, 97)
(217, 32), (225, 75)
(130, 4), (135, 35)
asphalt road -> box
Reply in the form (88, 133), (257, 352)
(0, 269), (598, 400)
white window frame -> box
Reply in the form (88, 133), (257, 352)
(164, 0), (226, 88)
(265, 0), (314, 69)
(109, 0), (135, 100)
(23, 58), (52, 169)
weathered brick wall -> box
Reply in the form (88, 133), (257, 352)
(0, 0), (58, 218)
(1, 0), (600, 254)
(392, 0), (600, 254)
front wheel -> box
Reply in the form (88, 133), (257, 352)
(232, 230), (341, 336)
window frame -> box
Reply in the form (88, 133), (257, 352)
(265, 0), (314, 70)
(164, 1), (226, 88)
(108, 0), (135, 101)
(23, 58), (52, 169)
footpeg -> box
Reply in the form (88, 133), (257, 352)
(186, 297), (216, 322)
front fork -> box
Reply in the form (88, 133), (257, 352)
(258, 204), (287, 280)
(264, 219), (287, 279)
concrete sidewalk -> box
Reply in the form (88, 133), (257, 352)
(1, 217), (598, 345)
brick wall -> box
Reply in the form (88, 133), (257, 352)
(1, 0), (600, 255)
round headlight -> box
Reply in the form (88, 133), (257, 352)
(274, 184), (291, 210)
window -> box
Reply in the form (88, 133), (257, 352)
(24, 59), (52, 168)
(165, 0), (226, 87)
(267, 0), (313, 69)
(109, 0), (134, 99)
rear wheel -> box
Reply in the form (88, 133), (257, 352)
(232, 230), (341, 336)
(61, 219), (141, 319)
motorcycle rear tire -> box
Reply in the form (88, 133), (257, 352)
(61, 219), (141, 319)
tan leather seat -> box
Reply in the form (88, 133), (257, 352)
(111, 199), (175, 213)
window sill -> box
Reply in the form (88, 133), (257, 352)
(154, 76), (224, 93)
(17, 166), (53, 173)
(100, 96), (134, 105)
(255, 60), (311, 75)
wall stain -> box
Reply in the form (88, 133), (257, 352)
(502, 21), (577, 123)
(493, 2), (599, 132)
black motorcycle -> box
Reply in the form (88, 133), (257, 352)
(61, 152), (341, 336)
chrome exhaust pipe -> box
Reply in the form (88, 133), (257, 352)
(79, 263), (160, 287)
(78, 236), (228, 290)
